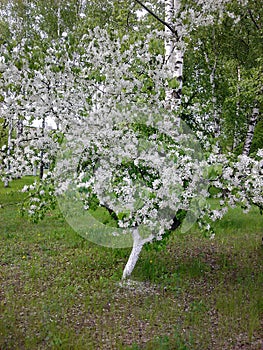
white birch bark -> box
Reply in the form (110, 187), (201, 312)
(39, 116), (46, 180)
(122, 228), (154, 280)
(33, 165), (37, 177)
(243, 106), (259, 156)
(165, 0), (183, 109)
(57, 0), (61, 37)
(4, 118), (13, 187)
(209, 59), (221, 145)
(204, 28), (220, 147)
(77, 0), (86, 16)
(232, 66), (241, 150)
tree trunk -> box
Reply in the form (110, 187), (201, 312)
(39, 116), (46, 180)
(122, 228), (154, 280)
(165, 0), (183, 109)
(16, 118), (23, 139)
(202, 27), (221, 150)
(57, 1), (61, 37)
(204, 29), (221, 149)
(33, 164), (37, 177)
(243, 106), (259, 156)
(134, 0), (183, 109)
(209, 59), (221, 144)
(77, 0), (86, 16)
(232, 65), (241, 150)
(39, 151), (44, 180)
(4, 118), (13, 188)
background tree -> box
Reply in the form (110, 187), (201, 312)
(181, 0), (263, 153)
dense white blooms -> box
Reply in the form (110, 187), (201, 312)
(1, 27), (262, 230)
(0, 1), (262, 278)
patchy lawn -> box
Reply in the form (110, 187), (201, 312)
(0, 177), (262, 349)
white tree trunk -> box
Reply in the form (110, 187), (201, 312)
(77, 0), (86, 16)
(4, 118), (13, 188)
(39, 116), (46, 179)
(33, 164), (37, 177)
(57, 0), (61, 37)
(122, 228), (154, 280)
(243, 106), (259, 156)
(165, 0), (183, 109)
(209, 58), (221, 144)
(232, 66), (241, 150)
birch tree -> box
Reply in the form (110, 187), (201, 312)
(164, 0), (183, 108)
(243, 106), (260, 156)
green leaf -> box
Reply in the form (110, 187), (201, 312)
(168, 78), (179, 89)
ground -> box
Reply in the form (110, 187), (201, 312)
(0, 177), (262, 349)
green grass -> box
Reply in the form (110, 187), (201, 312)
(0, 177), (262, 349)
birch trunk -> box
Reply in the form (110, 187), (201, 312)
(57, 0), (61, 37)
(33, 164), (37, 177)
(209, 59), (221, 144)
(165, 0), (183, 109)
(39, 116), (46, 180)
(243, 106), (259, 156)
(122, 228), (154, 280)
(15, 119), (23, 178)
(77, 0), (86, 16)
(232, 66), (241, 150)
(4, 118), (13, 187)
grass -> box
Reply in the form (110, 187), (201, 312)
(0, 177), (262, 349)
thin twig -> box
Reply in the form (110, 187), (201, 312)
(134, 0), (179, 39)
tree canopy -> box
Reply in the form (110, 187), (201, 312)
(0, 0), (262, 279)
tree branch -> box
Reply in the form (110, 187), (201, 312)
(134, 0), (179, 40)
(247, 8), (261, 31)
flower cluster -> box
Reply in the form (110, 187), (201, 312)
(0, 27), (262, 244)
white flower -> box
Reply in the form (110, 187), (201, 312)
(21, 185), (29, 193)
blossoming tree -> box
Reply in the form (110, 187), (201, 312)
(0, 0), (262, 279)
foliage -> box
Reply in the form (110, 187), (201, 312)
(0, 0), (262, 278)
